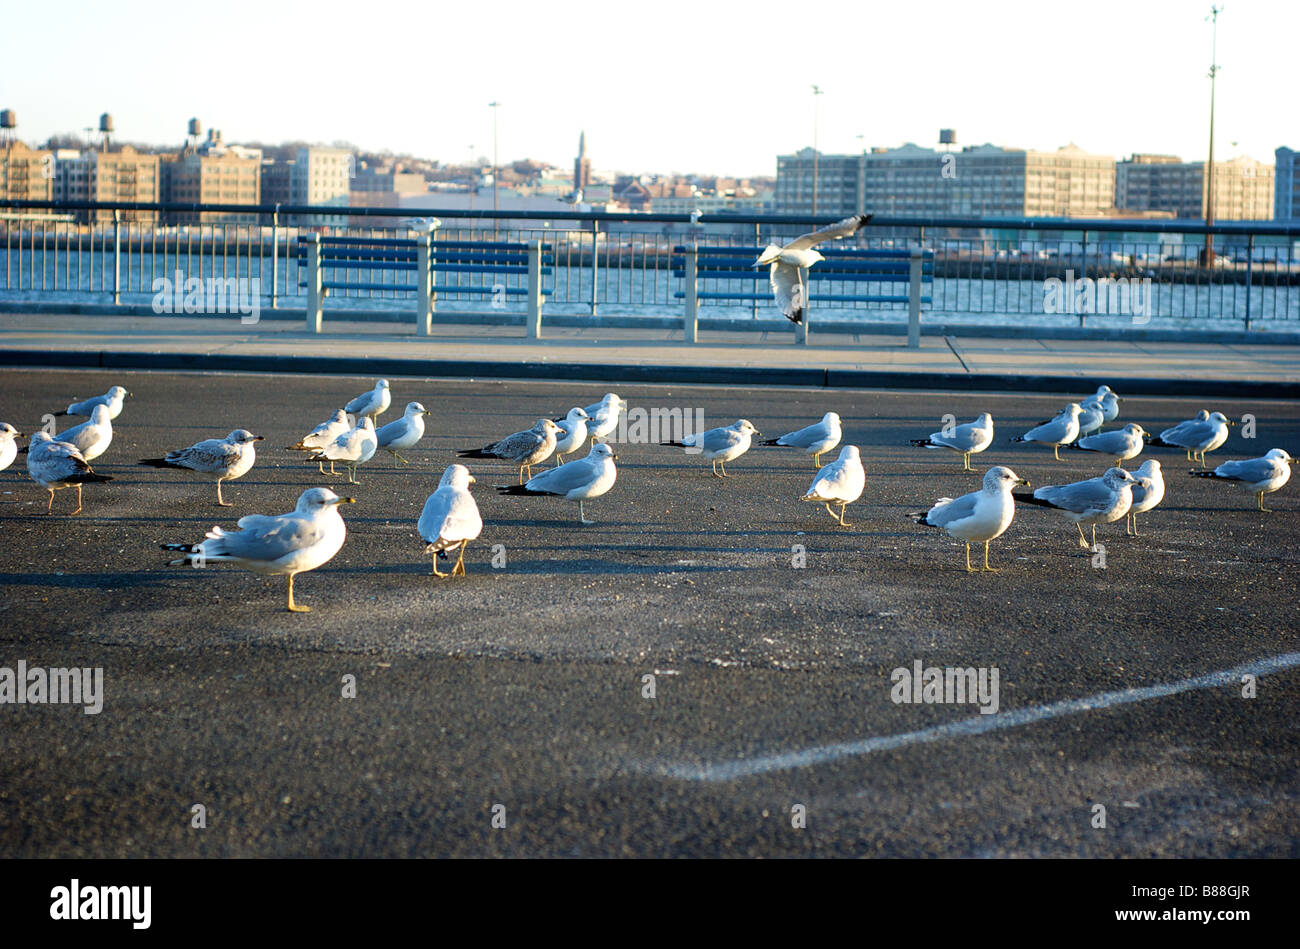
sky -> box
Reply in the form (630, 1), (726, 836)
(4, 0), (1295, 177)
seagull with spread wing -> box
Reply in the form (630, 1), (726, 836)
(754, 214), (872, 324)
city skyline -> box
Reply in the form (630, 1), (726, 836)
(5, 0), (1295, 179)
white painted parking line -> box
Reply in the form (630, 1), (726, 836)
(651, 652), (1300, 783)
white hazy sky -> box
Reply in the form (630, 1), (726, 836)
(5, 0), (1295, 177)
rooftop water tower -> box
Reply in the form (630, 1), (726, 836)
(0, 109), (15, 146)
(98, 112), (114, 149)
(939, 129), (957, 152)
(187, 117), (201, 149)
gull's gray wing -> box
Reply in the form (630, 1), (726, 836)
(1033, 478), (1115, 515)
(931, 420), (985, 452)
(769, 261), (803, 321)
(784, 214), (870, 252)
(491, 428), (545, 461)
(925, 491), (980, 528)
(1213, 457), (1276, 483)
(167, 439), (239, 473)
(778, 419), (830, 449)
(524, 456), (598, 495)
(376, 416), (412, 447)
(690, 427), (743, 454)
(210, 514), (326, 562)
(1077, 431), (1127, 454)
(1023, 416), (1072, 443)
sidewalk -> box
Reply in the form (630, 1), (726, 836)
(2, 312), (1298, 397)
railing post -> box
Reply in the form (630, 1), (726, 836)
(525, 240), (543, 339)
(795, 267), (809, 345)
(1244, 233), (1254, 331)
(112, 208), (121, 305)
(270, 204), (280, 309)
(303, 233), (322, 333)
(589, 219), (599, 315)
(1078, 229), (1088, 328)
(683, 245), (698, 344)
(752, 222), (760, 319)
(907, 247), (923, 348)
(416, 233), (433, 335)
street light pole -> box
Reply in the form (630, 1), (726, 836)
(811, 85), (823, 216)
(1203, 6), (1221, 266)
(488, 101), (501, 214)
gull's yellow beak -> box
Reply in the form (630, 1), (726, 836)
(468, 475), (477, 483)
(1017, 478), (1031, 487)
(332, 497), (357, 505)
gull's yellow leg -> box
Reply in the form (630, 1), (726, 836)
(1259, 491), (1272, 513)
(719, 460), (729, 478)
(1076, 523), (1089, 549)
(287, 574), (311, 612)
(432, 550), (447, 577)
(46, 488), (55, 514)
(453, 539), (468, 576)
(837, 503), (851, 528)
(964, 541), (975, 573)
(217, 479), (232, 507)
(71, 484), (83, 516)
(813, 452), (822, 468)
(981, 541), (999, 572)
(1053, 445), (1061, 461)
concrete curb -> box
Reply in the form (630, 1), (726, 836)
(2, 347), (1297, 399)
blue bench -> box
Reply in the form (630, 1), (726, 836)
(672, 244), (934, 346)
(297, 234), (554, 336)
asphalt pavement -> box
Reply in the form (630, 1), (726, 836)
(0, 367), (1296, 856)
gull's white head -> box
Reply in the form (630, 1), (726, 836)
(89, 404), (111, 423)
(405, 401), (429, 416)
(1103, 467), (1139, 486)
(1264, 448), (1295, 464)
(30, 431), (54, 446)
(1209, 411), (1230, 425)
(1064, 402), (1084, 418)
(567, 407), (591, 421)
(975, 412), (993, 426)
(590, 442), (618, 462)
(376, 379), (390, 391)
(297, 487), (355, 513)
(1123, 423), (1148, 437)
(439, 463), (476, 488)
(734, 419), (761, 437)
(108, 386), (129, 401)
(1096, 385), (1116, 397)
(822, 411), (841, 426)
(226, 429), (264, 445)
(984, 465), (1030, 491)
(837, 445), (860, 463)
(1136, 459), (1163, 476)
(1194, 409), (1210, 421)
(0, 422), (22, 439)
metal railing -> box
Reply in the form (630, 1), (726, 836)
(2, 199), (1298, 334)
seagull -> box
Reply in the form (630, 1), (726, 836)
(582, 394), (626, 445)
(909, 466), (1030, 572)
(663, 419), (761, 478)
(1015, 466), (1139, 549)
(754, 214), (872, 324)
(26, 432), (113, 514)
(1037, 398), (1102, 439)
(418, 464), (483, 577)
(1011, 403), (1084, 461)
(763, 412), (842, 467)
(1149, 409), (1210, 462)
(376, 402), (430, 465)
(1089, 385), (1121, 423)
(161, 487), (355, 613)
(459, 418), (562, 484)
(287, 409), (351, 474)
(1189, 448), (1294, 512)
(1126, 459), (1165, 536)
(54, 404), (113, 462)
(496, 442), (618, 525)
(140, 429), (264, 506)
(800, 445), (865, 526)
(54, 385), (130, 421)
(910, 413), (993, 471)
(552, 407), (591, 465)
(309, 417), (377, 485)
(344, 379), (391, 425)
(1148, 411), (1232, 466)
(0, 423), (24, 472)
(1068, 423), (1149, 467)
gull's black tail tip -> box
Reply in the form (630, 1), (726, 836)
(496, 484), (532, 495)
(909, 438), (934, 448)
(786, 310), (804, 325)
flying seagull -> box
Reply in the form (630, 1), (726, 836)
(754, 214), (872, 324)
